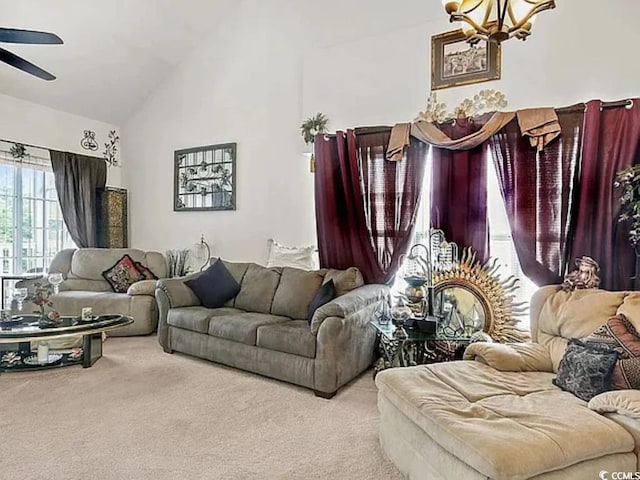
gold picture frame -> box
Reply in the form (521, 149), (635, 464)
(431, 29), (501, 90)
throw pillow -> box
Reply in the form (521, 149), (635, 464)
(135, 262), (158, 280)
(266, 238), (317, 270)
(584, 314), (640, 389)
(307, 279), (337, 325)
(185, 259), (241, 308)
(102, 254), (145, 293)
(553, 339), (619, 402)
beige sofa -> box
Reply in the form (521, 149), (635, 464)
(156, 261), (389, 397)
(376, 285), (640, 479)
(17, 248), (168, 336)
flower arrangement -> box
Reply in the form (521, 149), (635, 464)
(415, 90), (508, 124)
(26, 282), (60, 326)
(615, 164), (640, 250)
(300, 113), (329, 145)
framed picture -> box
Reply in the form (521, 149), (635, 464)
(431, 29), (501, 90)
(174, 143), (236, 212)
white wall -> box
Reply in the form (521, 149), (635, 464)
(0, 93), (122, 186)
(123, 0), (640, 261)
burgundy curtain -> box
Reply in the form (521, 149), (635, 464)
(431, 117), (490, 263)
(314, 127), (427, 284)
(488, 106), (585, 286)
(569, 100), (640, 290)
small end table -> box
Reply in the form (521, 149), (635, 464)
(370, 318), (471, 376)
(1, 274), (43, 309)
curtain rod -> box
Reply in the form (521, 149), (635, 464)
(0, 138), (52, 152)
(0, 138), (105, 161)
(320, 100), (636, 137)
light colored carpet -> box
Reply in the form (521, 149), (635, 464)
(1, 336), (402, 480)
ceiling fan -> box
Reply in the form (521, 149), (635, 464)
(0, 27), (63, 81)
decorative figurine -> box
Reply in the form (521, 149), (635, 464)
(562, 256), (601, 292)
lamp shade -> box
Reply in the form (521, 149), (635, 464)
(444, 0), (555, 43)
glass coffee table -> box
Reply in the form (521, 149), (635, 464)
(0, 314), (133, 372)
(370, 317), (471, 376)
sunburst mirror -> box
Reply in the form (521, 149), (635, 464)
(432, 246), (529, 343)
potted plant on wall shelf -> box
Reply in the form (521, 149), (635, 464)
(300, 113), (329, 173)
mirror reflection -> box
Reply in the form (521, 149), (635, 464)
(434, 287), (486, 338)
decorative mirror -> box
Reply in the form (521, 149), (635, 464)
(432, 248), (528, 343)
(174, 143), (236, 211)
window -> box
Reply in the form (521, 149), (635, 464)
(402, 146), (536, 329)
(0, 143), (75, 275)
(486, 157), (537, 328)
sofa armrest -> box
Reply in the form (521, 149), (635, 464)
(310, 284), (389, 334)
(155, 277), (200, 308)
(127, 280), (157, 296)
(589, 390), (640, 420)
(463, 342), (554, 372)
(14, 276), (47, 291)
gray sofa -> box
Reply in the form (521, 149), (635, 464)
(17, 248), (168, 336)
(155, 261), (389, 397)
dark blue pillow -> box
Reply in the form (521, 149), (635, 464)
(307, 279), (336, 325)
(185, 260), (240, 308)
(553, 339), (619, 401)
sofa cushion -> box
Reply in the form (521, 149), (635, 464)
(536, 289), (629, 371)
(185, 260), (241, 308)
(376, 361), (635, 479)
(69, 248), (148, 281)
(270, 267), (324, 320)
(307, 279), (336, 324)
(49, 290), (132, 317)
(221, 261), (251, 307)
(257, 320), (316, 358)
(60, 279), (112, 292)
(323, 267), (364, 296)
(102, 254), (145, 293)
(233, 264), (282, 314)
(167, 306), (243, 334)
(553, 339), (619, 401)
(208, 312), (289, 345)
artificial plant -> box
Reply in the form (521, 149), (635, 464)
(615, 164), (640, 250)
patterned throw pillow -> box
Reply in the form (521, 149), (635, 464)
(553, 339), (619, 402)
(135, 262), (158, 280)
(584, 314), (640, 389)
(102, 255), (145, 293)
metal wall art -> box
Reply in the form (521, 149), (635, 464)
(103, 130), (120, 167)
(80, 130), (99, 151)
(174, 143), (236, 212)
(9, 143), (26, 159)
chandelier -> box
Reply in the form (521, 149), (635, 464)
(442, 0), (556, 43)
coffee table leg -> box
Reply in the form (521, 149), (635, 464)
(18, 342), (30, 355)
(82, 333), (103, 368)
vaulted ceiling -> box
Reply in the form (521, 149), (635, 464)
(0, 0), (235, 124)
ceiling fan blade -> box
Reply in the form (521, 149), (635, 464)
(0, 47), (55, 80)
(0, 28), (63, 44)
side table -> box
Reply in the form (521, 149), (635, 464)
(369, 318), (470, 376)
(1, 274), (43, 309)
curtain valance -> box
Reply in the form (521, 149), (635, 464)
(386, 108), (560, 161)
